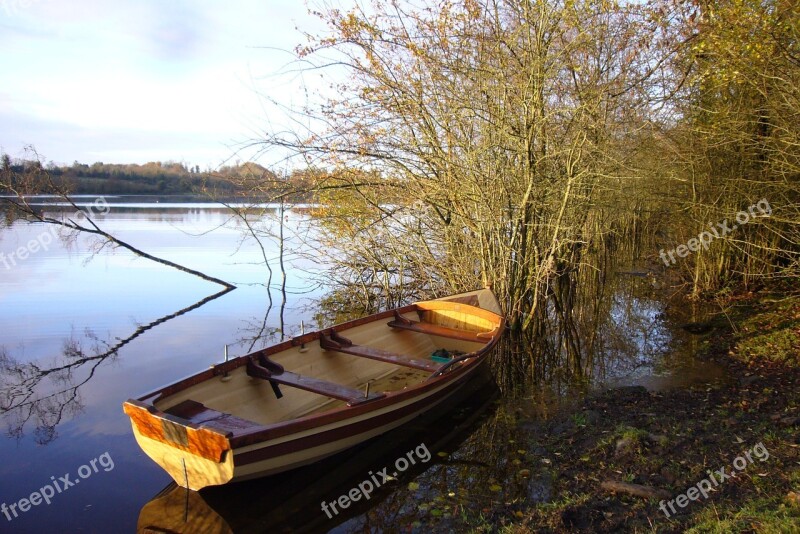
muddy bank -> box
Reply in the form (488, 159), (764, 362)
(510, 294), (800, 533)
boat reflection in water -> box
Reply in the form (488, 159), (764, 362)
(137, 369), (497, 533)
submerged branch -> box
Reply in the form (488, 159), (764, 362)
(1, 159), (236, 290)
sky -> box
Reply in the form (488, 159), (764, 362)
(0, 0), (330, 169)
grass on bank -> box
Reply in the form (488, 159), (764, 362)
(507, 292), (800, 533)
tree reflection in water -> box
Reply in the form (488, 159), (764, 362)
(0, 287), (233, 444)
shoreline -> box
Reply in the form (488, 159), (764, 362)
(503, 291), (800, 532)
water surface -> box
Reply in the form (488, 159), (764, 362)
(0, 197), (726, 532)
(0, 198), (319, 533)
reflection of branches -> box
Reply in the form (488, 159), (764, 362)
(238, 299), (279, 353)
(201, 165), (327, 308)
(215, 200), (275, 306)
(235, 285), (292, 353)
(0, 287), (234, 444)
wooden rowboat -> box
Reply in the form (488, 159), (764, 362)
(123, 288), (504, 490)
(137, 370), (499, 533)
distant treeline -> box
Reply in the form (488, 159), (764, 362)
(0, 154), (314, 200)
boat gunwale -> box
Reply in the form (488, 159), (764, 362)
(229, 343), (496, 448)
(233, 357), (490, 466)
(125, 296), (505, 448)
(135, 304), (421, 404)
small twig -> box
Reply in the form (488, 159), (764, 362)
(601, 480), (671, 500)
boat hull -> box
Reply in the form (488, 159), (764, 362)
(123, 288), (504, 490)
(137, 370), (499, 533)
(230, 356), (487, 481)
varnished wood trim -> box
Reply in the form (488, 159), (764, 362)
(440, 294), (479, 306)
(123, 400), (231, 462)
(414, 299), (503, 323)
(387, 318), (499, 342)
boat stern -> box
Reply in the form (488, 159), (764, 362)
(123, 399), (234, 491)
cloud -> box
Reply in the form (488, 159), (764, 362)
(0, 0), (327, 166)
(147, 14), (205, 63)
(133, 2), (215, 66)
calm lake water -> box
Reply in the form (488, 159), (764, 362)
(0, 198), (324, 533)
(0, 197), (725, 533)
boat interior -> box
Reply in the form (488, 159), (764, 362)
(152, 300), (502, 430)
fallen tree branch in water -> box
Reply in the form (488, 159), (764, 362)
(1, 153), (236, 289)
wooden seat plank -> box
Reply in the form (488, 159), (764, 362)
(246, 357), (384, 405)
(319, 332), (440, 372)
(165, 400), (259, 435)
